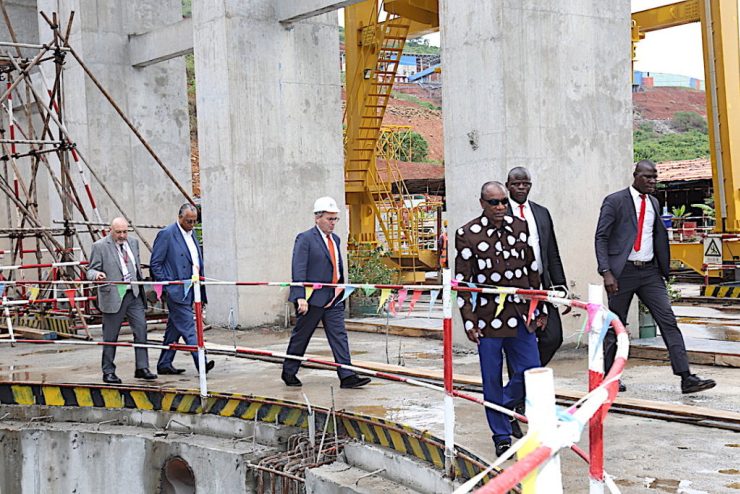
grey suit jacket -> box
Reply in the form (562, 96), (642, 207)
(595, 188), (670, 280)
(87, 236), (143, 313)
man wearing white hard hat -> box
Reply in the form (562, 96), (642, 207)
(281, 197), (371, 389)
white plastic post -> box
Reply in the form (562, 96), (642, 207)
(523, 367), (562, 493)
(193, 274), (208, 406)
(587, 284), (605, 494)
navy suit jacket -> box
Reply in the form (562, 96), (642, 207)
(595, 188), (670, 280)
(150, 222), (207, 305)
(507, 201), (567, 289)
(289, 227), (344, 308)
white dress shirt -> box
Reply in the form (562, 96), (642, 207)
(316, 226), (338, 269)
(627, 186), (655, 262)
(116, 241), (136, 284)
(177, 223), (201, 276)
(509, 199), (542, 275)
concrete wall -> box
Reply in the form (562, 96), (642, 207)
(440, 1), (635, 345)
(193, 1), (344, 327)
(33, 0), (191, 253)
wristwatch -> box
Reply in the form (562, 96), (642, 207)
(598, 267), (611, 275)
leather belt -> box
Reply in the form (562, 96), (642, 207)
(627, 259), (654, 267)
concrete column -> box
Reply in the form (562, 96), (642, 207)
(440, 1), (634, 345)
(34, 0), (191, 250)
(193, 2), (343, 327)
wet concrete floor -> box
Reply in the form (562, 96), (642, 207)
(1, 323), (739, 493)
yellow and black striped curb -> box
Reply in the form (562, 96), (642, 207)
(701, 285), (740, 298)
(0, 382), (510, 488)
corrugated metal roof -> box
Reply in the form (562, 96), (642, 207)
(657, 158), (711, 182)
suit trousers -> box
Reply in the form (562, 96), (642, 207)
(604, 263), (689, 375)
(537, 303), (563, 366)
(157, 300), (199, 370)
(283, 302), (354, 380)
(102, 291), (148, 374)
(478, 322), (540, 442)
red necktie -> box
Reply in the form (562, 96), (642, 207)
(634, 194), (646, 251)
(519, 203), (525, 219)
(327, 234), (339, 284)
(120, 244), (129, 264)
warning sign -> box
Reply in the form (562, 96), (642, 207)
(703, 237), (723, 266)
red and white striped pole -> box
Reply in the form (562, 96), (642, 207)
(587, 284), (605, 493)
(193, 273), (208, 405)
(442, 268), (455, 477)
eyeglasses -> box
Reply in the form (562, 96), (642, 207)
(326, 217), (340, 223)
(182, 219), (197, 225)
(481, 198), (507, 206)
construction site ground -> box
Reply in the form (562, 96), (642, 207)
(1, 302), (739, 494)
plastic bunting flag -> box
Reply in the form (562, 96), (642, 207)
(305, 286), (314, 301)
(397, 288), (408, 311)
(389, 296), (397, 316)
(516, 430), (542, 490)
(64, 288), (77, 307)
(526, 298), (538, 325)
(468, 282), (478, 311)
(407, 290), (422, 314)
(363, 284), (376, 297)
(584, 303), (601, 333)
(153, 283), (163, 300)
(117, 284), (128, 300)
(29, 286), (40, 301)
(495, 293), (506, 317)
(428, 289), (440, 317)
(0, 283), (4, 296)
(192, 273), (199, 283)
(183, 279), (193, 297)
(377, 288), (392, 313)
(589, 310), (618, 364)
(340, 286), (356, 302)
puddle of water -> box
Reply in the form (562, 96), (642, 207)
(614, 479), (637, 487)
(352, 405), (398, 417)
(404, 352), (440, 359)
(720, 469), (740, 475)
(351, 402), (444, 429)
(726, 444), (740, 448)
(646, 478), (680, 492)
(727, 482), (740, 490)
(17, 348), (78, 356)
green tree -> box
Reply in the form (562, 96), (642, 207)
(385, 130), (429, 162)
(671, 111), (708, 133)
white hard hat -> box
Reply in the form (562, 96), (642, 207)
(313, 196), (340, 213)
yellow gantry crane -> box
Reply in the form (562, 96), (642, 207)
(632, 0), (740, 278)
(344, 0), (439, 282)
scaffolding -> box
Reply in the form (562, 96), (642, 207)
(0, 7), (191, 338)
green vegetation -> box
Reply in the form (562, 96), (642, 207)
(182, 0), (191, 17)
(382, 130), (429, 162)
(348, 248), (397, 287)
(403, 38), (440, 55)
(392, 91), (441, 111)
(633, 116), (709, 163)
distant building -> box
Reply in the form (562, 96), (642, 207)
(633, 71), (704, 91)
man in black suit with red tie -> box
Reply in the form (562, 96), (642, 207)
(595, 160), (715, 394)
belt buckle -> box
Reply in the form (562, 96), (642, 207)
(633, 260), (645, 267)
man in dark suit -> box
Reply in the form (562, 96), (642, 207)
(150, 204), (214, 375)
(595, 160), (715, 394)
(281, 196), (371, 389)
(87, 217), (156, 383)
(506, 167), (567, 365)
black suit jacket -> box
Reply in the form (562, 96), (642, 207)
(595, 188), (670, 280)
(508, 201), (567, 289)
(289, 227), (344, 308)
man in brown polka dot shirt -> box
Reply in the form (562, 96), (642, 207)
(455, 181), (544, 457)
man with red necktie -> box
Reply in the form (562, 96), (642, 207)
(595, 160), (715, 394)
(281, 197), (371, 389)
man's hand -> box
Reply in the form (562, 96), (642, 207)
(535, 313), (548, 331)
(603, 271), (618, 295)
(464, 326), (481, 344)
(297, 298), (309, 315)
(95, 272), (106, 281)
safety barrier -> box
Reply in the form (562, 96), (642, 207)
(0, 271), (627, 492)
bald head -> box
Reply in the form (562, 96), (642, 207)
(110, 217), (129, 244)
(480, 181), (507, 198)
(632, 159), (658, 194)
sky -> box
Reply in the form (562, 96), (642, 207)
(343, 1), (707, 81)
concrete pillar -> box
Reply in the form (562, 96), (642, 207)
(34, 0), (191, 250)
(193, 2), (343, 327)
(440, 1), (634, 345)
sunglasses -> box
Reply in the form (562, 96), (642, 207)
(481, 198), (507, 206)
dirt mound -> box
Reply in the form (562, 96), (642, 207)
(633, 87), (706, 121)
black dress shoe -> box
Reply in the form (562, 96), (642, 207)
(618, 380), (627, 392)
(205, 360), (215, 374)
(681, 374), (716, 394)
(157, 366), (185, 375)
(103, 373), (122, 384)
(134, 368), (157, 380)
(281, 372), (302, 387)
(340, 375), (372, 389)
(510, 417), (524, 439)
(495, 439), (512, 457)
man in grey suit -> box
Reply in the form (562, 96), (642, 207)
(595, 160), (715, 394)
(87, 217), (157, 384)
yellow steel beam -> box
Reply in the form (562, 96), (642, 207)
(631, 0), (700, 33)
(385, 0), (438, 26)
(700, 0), (740, 234)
